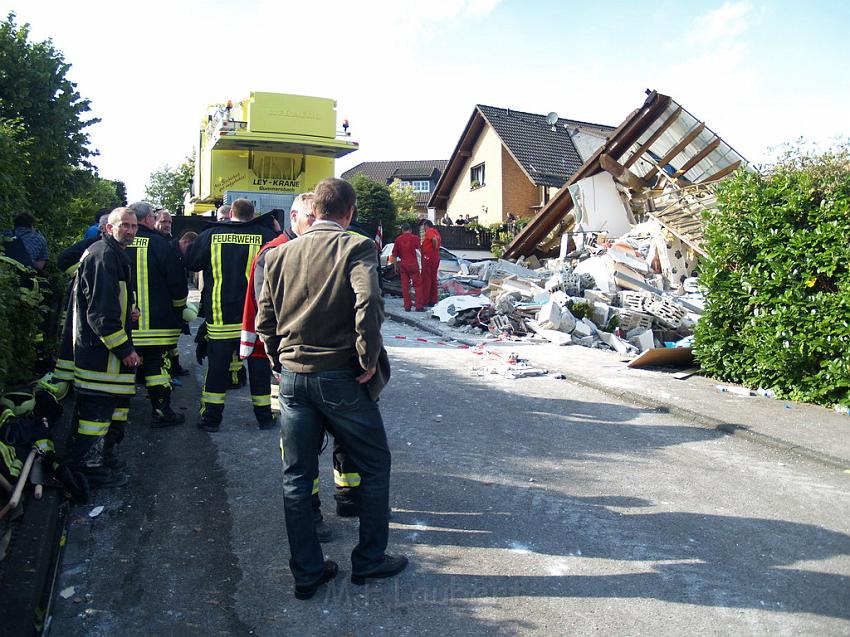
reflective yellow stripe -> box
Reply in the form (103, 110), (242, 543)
(207, 323), (241, 340)
(172, 297), (187, 308)
(212, 242), (223, 325)
(144, 374), (171, 387)
(112, 407), (129, 421)
(333, 469), (362, 487)
(251, 395), (271, 407)
(35, 438), (54, 453)
(202, 391), (225, 405)
(133, 328), (182, 347)
(74, 368), (136, 383)
(54, 359), (75, 381)
(135, 244), (150, 331)
(101, 329), (128, 349)
(312, 477), (320, 495)
(245, 244), (260, 284)
(75, 379), (136, 395)
(78, 418), (110, 436)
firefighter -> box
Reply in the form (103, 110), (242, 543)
(186, 198), (277, 432)
(66, 208), (140, 488)
(51, 227), (105, 398)
(125, 202), (189, 427)
(391, 223), (424, 312)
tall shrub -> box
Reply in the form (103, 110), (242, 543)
(694, 144), (850, 406)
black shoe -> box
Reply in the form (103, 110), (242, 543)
(351, 554), (408, 585)
(315, 520), (333, 543)
(197, 419), (220, 432)
(82, 466), (128, 489)
(258, 419), (277, 430)
(414, 308), (426, 312)
(152, 407), (186, 428)
(102, 454), (127, 471)
(335, 502), (359, 518)
(294, 560), (338, 600)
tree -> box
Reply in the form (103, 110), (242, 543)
(348, 173), (397, 235)
(0, 13), (99, 246)
(694, 142), (850, 406)
(145, 155), (194, 213)
(388, 179), (417, 216)
(112, 180), (128, 206)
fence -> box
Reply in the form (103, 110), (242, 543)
(431, 226), (492, 251)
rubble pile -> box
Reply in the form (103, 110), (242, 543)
(431, 216), (703, 359)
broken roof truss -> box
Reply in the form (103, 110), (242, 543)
(504, 91), (749, 259)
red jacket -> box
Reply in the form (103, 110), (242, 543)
(240, 232), (291, 359)
(422, 227), (441, 260)
(392, 232), (421, 270)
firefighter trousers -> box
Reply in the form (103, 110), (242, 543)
(137, 345), (174, 413)
(68, 390), (130, 469)
(300, 432), (361, 519)
(201, 338), (271, 425)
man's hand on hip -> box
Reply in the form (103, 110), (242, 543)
(356, 367), (376, 384)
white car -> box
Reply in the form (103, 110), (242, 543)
(379, 243), (462, 274)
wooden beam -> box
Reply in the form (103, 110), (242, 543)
(457, 150), (472, 157)
(674, 137), (721, 179)
(599, 153), (648, 190)
(643, 122), (706, 181)
(504, 92), (673, 259)
(623, 106), (683, 168)
(700, 160), (742, 184)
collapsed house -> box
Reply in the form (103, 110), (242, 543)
(429, 91), (749, 366)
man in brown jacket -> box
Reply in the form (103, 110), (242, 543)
(256, 178), (406, 600)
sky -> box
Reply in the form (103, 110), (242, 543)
(5, 0), (849, 201)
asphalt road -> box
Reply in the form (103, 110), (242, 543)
(49, 319), (850, 636)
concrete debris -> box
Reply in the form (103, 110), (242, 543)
(422, 212), (703, 371)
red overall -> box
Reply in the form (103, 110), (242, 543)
(420, 226), (441, 306)
(392, 232), (423, 311)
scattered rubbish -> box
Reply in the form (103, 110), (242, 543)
(89, 506), (104, 518)
(834, 405), (850, 416)
(715, 385), (754, 397)
(756, 388), (777, 399)
(59, 586), (76, 599)
(504, 367), (547, 379)
(554, 373), (567, 380)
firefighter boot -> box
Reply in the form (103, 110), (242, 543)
(102, 419), (127, 471)
(69, 434), (127, 489)
(149, 386), (186, 428)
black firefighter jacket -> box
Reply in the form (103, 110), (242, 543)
(125, 225), (188, 347)
(185, 214), (277, 341)
(72, 235), (136, 396)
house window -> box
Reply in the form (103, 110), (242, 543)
(470, 163), (485, 188)
(410, 180), (431, 192)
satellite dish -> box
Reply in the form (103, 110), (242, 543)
(546, 112), (558, 126)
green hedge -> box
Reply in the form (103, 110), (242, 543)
(694, 146), (850, 406)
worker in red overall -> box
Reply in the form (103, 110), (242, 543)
(391, 223), (424, 312)
(420, 219), (442, 307)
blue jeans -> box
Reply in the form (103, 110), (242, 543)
(279, 367), (391, 585)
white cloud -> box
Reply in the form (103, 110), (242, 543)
(692, 1), (753, 44)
